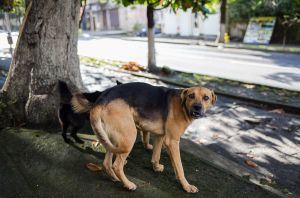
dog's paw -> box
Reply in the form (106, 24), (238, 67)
(145, 144), (153, 150)
(124, 181), (137, 191)
(72, 135), (84, 144)
(153, 163), (164, 172)
(75, 138), (84, 144)
(63, 138), (71, 144)
(183, 184), (199, 193)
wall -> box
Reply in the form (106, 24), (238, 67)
(161, 8), (220, 37)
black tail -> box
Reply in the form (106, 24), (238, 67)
(82, 91), (102, 103)
(58, 80), (73, 104)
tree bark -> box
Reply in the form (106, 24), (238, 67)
(147, 5), (159, 73)
(1, 0), (84, 127)
(218, 0), (227, 43)
(283, 29), (287, 47)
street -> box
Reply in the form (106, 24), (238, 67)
(78, 35), (300, 91)
(1, 32), (300, 91)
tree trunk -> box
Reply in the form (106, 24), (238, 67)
(1, 0), (84, 127)
(147, 5), (158, 73)
(218, 0), (227, 43)
(283, 28), (288, 47)
(25, 0), (30, 9)
(79, 0), (87, 28)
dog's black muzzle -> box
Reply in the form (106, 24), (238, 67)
(190, 104), (205, 119)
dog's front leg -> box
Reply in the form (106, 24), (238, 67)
(151, 135), (164, 172)
(165, 138), (198, 193)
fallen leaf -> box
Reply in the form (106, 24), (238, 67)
(196, 138), (208, 144)
(121, 61), (145, 72)
(212, 134), (219, 140)
(243, 84), (255, 89)
(86, 163), (103, 172)
(270, 108), (285, 113)
(245, 160), (258, 168)
(92, 140), (99, 147)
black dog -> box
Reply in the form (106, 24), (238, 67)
(58, 81), (100, 143)
(58, 80), (122, 144)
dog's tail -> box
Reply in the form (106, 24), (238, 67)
(71, 94), (93, 113)
(58, 80), (73, 104)
(71, 91), (103, 113)
(92, 114), (125, 154)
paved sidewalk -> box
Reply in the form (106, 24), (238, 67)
(81, 64), (300, 196)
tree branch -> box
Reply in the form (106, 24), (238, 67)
(152, 0), (171, 10)
(148, 0), (161, 6)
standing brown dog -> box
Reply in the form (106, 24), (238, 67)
(72, 82), (216, 193)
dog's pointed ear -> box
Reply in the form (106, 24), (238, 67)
(211, 90), (217, 105)
(180, 88), (188, 104)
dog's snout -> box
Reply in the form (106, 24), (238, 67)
(192, 104), (202, 111)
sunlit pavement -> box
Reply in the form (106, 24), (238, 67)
(78, 34), (300, 92)
(1, 32), (300, 91)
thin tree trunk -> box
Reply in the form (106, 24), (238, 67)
(25, 0), (30, 9)
(147, 5), (158, 73)
(218, 0), (227, 43)
(1, 0), (83, 127)
(79, 0), (87, 28)
(282, 27), (289, 47)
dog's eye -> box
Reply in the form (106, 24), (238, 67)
(203, 95), (209, 101)
(188, 93), (195, 99)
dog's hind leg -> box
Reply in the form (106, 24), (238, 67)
(113, 152), (136, 190)
(103, 151), (120, 182)
(62, 122), (71, 143)
(71, 126), (84, 144)
(142, 131), (153, 150)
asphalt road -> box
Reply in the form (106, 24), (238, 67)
(78, 35), (300, 92)
(1, 32), (300, 91)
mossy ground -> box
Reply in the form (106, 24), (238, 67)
(0, 128), (278, 198)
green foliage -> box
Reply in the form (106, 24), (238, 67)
(0, 0), (24, 12)
(132, 22), (143, 31)
(115, 0), (216, 15)
(228, 0), (300, 22)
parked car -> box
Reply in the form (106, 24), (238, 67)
(136, 27), (161, 37)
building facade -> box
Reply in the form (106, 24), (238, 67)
(82, 0), (220, 39)
(161, 8), (220, 39)
(82, 0), (147, 32)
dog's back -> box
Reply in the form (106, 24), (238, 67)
(96, 82), (178, 121)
